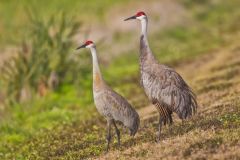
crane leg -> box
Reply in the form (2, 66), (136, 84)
(113, 120), (121, 147)
(156, 116), (163, 143)
(182, 119), (185, 126)
(106, 119), (113, 152)
(168, 114), (173, 134)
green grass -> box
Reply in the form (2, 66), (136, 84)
(0, 85), (94, 151)
(0, 0), (240, 159)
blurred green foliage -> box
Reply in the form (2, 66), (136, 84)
(0, 0), (128, 46)
(0, 0), (240, 159)
(1, 12), (82, 104)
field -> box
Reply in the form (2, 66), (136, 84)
(0, 0), (239, 159)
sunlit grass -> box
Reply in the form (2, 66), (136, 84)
(0, 0), (240, 159)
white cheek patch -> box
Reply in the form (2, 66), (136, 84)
(87, 43), (94, 48)
(137, 15), (146, 20)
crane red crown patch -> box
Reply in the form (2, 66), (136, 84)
(85, 40), (93, 45)
(136, 11), (146, 17)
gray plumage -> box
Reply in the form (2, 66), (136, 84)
(140, 34), (197, 141)
(124, 11), (197, 142)
(77, 42), (139, 151)
(140, 35), (197, 125)
(93, 84), (140, 136)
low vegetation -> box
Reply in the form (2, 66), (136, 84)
(0, 0), (239, 159)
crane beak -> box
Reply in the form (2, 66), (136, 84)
(76, 44), (86, 50)
(124, 15), (136, 21)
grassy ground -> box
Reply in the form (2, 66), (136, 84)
(98, 41), (240, 160)
(0, 0), (240, 159)
(2, 36), (239, 160)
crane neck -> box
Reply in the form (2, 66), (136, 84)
(140, 17), (155, 61)
(141, 18), (148, 38)
(90, 47), (104, 88)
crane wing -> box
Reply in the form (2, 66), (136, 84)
(143, 64), (197, 119)
(100, 88), (139, 124)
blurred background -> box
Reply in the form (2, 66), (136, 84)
(0, 0), (239, 159)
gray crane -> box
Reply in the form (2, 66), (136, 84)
(124, 11), (197, 142)
(76, 40), (140, 151)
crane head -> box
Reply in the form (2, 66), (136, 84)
(124, 11), (147, 21)
(76, 40), (95, 50)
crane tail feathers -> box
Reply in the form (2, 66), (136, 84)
(175, 89), (198, 120)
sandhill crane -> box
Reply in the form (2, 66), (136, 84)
(76, 40), (140, 151)
(124, 11), (197, 142)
